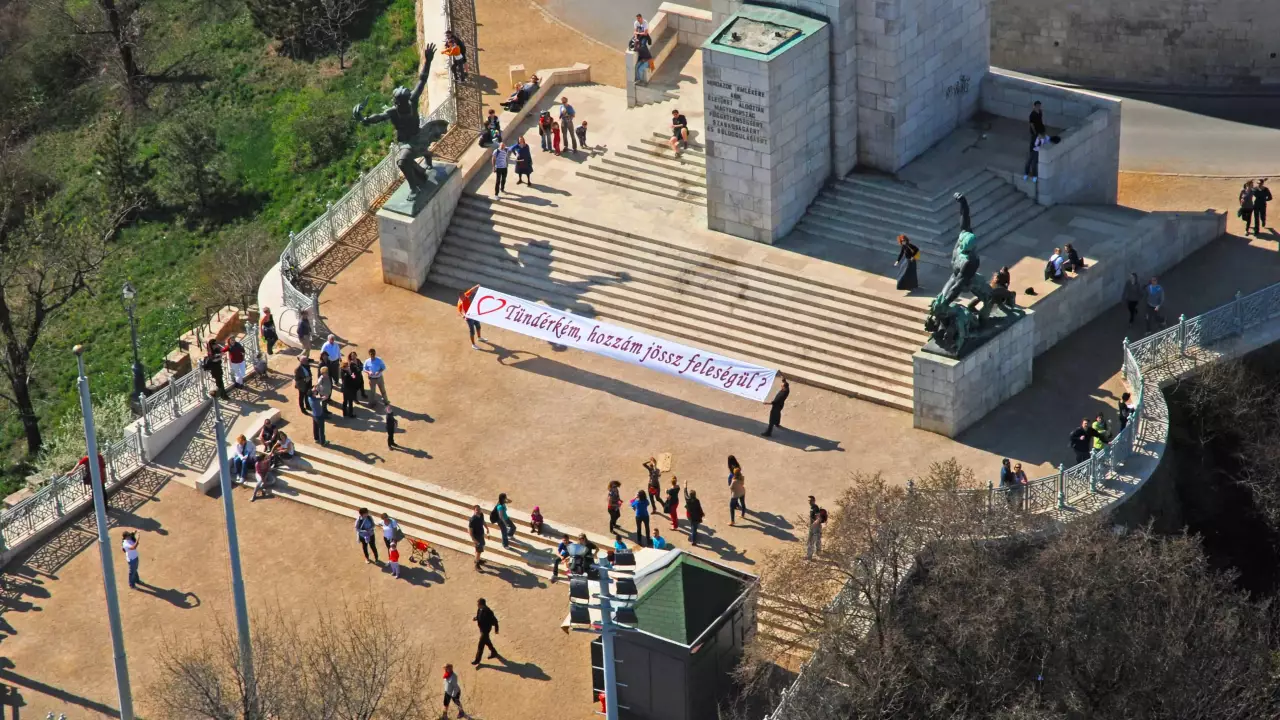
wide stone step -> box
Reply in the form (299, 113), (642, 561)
(442, 224), (922, 367)
(610, 151), (708, 181)
(830, 171), (1005, 219)
(807, 201), (950, 246)
(639, 137), (707, 162)
(577, 169), (707, 206)
(457, 195), (929, 323)
(842, 166), (989, 208)
(586, 161), (708, 194)
(449, 210), (927, 344)
(625, 143), (709, 170)
(794, 216), (954, 269)
(430, 243), (918, 385)
(427, 260), (915, 407)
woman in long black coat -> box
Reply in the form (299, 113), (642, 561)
(894, 233), (920, 291)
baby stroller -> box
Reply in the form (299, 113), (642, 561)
(408, 537), (434, 564)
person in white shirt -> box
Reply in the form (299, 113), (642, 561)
(121, 531), (141, 589)
(231, 434), (257, 485)
(320, 335), (342, 390)
(380, 512), (401, 553)
(442, 663), (466, 718)
(1047, 247), (1065, 282)
(269, 432), (295, 468)
(633, 14), (649, 40)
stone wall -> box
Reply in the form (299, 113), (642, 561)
(990, 0), (1280, 89)
(663, 1), (717, 45)
(913, 311), (1035, 437)
(981, 70), (1120, 206)
(376, 165), (464, 291)
(1029, 211), (1226, 356)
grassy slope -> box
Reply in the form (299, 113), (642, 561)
(0, 0), (420, 492)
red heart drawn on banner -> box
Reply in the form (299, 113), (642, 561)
(474, 295), (507, 316)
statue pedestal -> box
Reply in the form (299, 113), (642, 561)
(912, 309), (1035, 437)
(376, 163), (461, 291)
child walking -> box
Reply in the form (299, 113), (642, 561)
(443, 663), (468, 718)
(388, 541), (401, 578)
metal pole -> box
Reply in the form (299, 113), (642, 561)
(74, 345), (135, 720)
(210, 394), (257, 703)
(127, 305), (146, 398)
(596, 561), (620, 720)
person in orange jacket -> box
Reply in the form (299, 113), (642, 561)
(457, 285), (486, 349)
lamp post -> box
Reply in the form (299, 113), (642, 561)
(74, 345), (135, 720)
(209, 391), (256, 706)
(121, 282), (145, 398)
(567, 547), (637, 720)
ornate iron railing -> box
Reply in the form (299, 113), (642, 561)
(766, 279), (1280, 719)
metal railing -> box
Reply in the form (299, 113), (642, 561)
(766, 279), (1280, 719)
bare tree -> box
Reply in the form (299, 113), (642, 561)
(38, 0), (148, 107)
(152, 596), (435, 720)
(194, 224), (277, 311)
(307, 0), (366, 70)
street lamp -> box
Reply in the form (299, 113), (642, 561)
(120, 282), (145, 398)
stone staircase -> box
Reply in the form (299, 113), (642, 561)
(578, 132), (708, 207)
(428, 194), (929, 411)
(796, 168), (1045, 267)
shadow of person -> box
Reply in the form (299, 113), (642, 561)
(391, 444), (433, 460)
(747, 510), (794, 530)
(479, 565), (547, 590)
(480, 658), (552, 681)
(510, 194), (556, 207)
(397, 565), (445, 587)
(683, 527), (754, 565)
(135, 584), (200, 609)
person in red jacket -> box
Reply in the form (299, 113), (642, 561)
(76, 453), (108, 488)
(226, 336), (247, 388)
(457, 285), (486, 350)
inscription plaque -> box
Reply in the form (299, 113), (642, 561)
(706, 78), (769, 151)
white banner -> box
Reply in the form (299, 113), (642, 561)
(464, 287), (778, 401)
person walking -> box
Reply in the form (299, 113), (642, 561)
(310, 367), (330, 445)
(894, 234), (919, 291)
(1122, 272), (1143, 325)
(493, 493), (517, 549)
(1118, 392), (1135, 430)
(1069, 418), (1092, 465)
(355, 508), (380, 564)
(684, 488), (704, 546)
(806, 496), (824, 560)
(260, 307), (278, 356)
(538, 108), (554, 152)
(364, 348), (389, 404)
(630, 490), (651, 545)
(762, 377), (790, 437)
(1255, 178), (1272, 233)
(512, 136), (533, 185)
(442, 664), (468, 718)
(1091, 412), (1110, 452)
(205, 339), (228, 399)
(320, 334), (342, 382)
(607, 480), (622, 534)
(469, 505), (489, 570)
(296, 309), (313, 358)
(558, 97), (578, 152)
(471, 598), (501, 665)
(226, 335), (247, 388)
(492, 140), (511, 197)
(294, 356), (313, 415)
(643, 456), (662, 510)
(340, 357), (360, 418)
(385, 407), (398, 450)
(1144, 276), (1165, 331)
(1240, 180), (1256, 235)
(665, 477), (681, 530)
(380, 512), (402, 553)
(121, 530), (141, 589)
(728, 464), (747, 526)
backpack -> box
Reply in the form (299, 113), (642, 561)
(489, 507), (501, 524)
(1043, 259), (1055, 280)
(818, 508), (828, 524)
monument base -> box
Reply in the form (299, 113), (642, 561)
(913, 308), (1035, 438)
(376, 163), (461, 292)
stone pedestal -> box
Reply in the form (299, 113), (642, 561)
(913, 309), (1034, 437)
(376, 163), (462, 291)
(702, 7), (830, 244)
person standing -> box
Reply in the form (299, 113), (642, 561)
(385, 407), (398, 450)
(121, 531), (141, 589)
(469, 505), (489, 569)
(309, 368), (330, 445)
(1024, 131), (1048, 183)
(346, 351), (366, 400)
(492, 140), (510, 197)
(558, 97), (578, 152)
(607, 480), (622, 534)
(643, 457), (662, 510)
(806, 496), (824, 560)
(728, 465), (747, 526)
(320, 335), (342, 382)
(576, 121), (588, 150)
(294, 356), (313, 415)
(512, 136), (533, 185)
(340, 358), (360, 418)
(1028, 100), (1045, 147)
(458, 286), (486, 350)
(493, 493), (516, 549)
(630, 490), (651, 545)
(1144, 276), (1165, 331)
(364, 348), (389, 404)
(894, 234), (919, 291)
(355, 508), (380, 564)
(442, 664), (468, 719)
(1091, 412), (1110, 453)
(205, 339), (228, 400)
(552, 534), (571, 582)
(260, 307), (278, 356)
(1118, 392), (1135, 431)
(1122, 272), (1142, 326)
(296, 309), (313, 358)
(538, 109), (554, 152)
(226, 335), (247, 388)
(762, 377), (790, 437)
(684, 488), (704, 546)
(1254, 178), (1272, 234)
(665, 477), (681, 530)
(388, 542), (401, 579)
(1240, 180), (1256, 235)
(380, 512), (401, 553)
(1069, 418), (1092, 465)
(471, 598), (501, 665)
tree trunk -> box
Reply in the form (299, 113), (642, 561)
(99, 0), (145, 106)
(11, 369), (42, 457)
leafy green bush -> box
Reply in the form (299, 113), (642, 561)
(273, 89), (353, 172)
(33, 393), (133, 480)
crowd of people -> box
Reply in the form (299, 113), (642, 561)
(289, 333), (396, 449)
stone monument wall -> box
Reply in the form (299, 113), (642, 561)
(376, 165), (463, 291)
(990, 0), (1280, 89)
